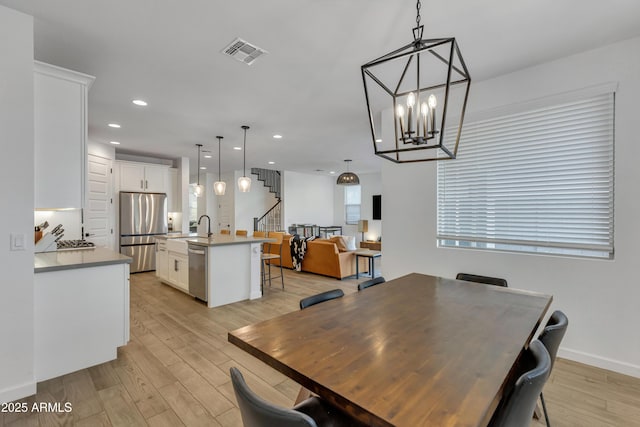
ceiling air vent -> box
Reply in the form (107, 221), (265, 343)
(222, 38), (268, 65)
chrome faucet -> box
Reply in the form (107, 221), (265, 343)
(197, 215), (212, 237)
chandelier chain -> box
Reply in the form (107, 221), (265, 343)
(416, 0), (421, 27)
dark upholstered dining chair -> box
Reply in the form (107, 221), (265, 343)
(456, 272), (508, 287)
(357, 276), (386, 291)
(230, 367), (358, 427)
(488, 340), (551, 427)
(537, 310), (569, 427)
(299, 289), (344, 310)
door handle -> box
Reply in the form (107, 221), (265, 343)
(174, 259), (178, 271)
(145, 180), (148, 189)
(140, 179), (144, 189)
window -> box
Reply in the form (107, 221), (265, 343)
(345, 185), (361, 225)
(437, 88), (614, 259)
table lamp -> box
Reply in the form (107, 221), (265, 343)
(358, 220), (369, 242)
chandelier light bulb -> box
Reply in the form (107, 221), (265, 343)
(407, 92), (416, 107)
(428, 94), (437, 109)
(396, 105), (405, 117)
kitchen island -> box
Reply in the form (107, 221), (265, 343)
(157, 234), (274, 308)
(34, 247), (131, 381)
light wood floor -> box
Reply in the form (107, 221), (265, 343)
(2, 270), (639, 427)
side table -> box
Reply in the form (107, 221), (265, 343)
(355, 249), (382, 279)
(360, 240), (381, 251)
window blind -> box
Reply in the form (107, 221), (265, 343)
(345, 185), (362, 225)
(437, 92), (614, 258)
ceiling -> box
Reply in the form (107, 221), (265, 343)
(3, 0), (640, 177)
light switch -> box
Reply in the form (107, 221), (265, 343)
(10, 233), (26, 251)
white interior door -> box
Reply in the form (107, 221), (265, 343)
(86, 153), (113, 248)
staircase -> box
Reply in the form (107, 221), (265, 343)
(251, 168), (281, 200)
(252, 168), (282, 232)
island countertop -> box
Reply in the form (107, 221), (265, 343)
(156, 233), (198, 240)
(35, 247), (132, 273)
(185, 235), (274, 247)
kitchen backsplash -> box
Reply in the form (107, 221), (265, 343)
(34, 209), (82, 241)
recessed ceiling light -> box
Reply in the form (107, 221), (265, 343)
(273, 134), (283, 139)
(233, 146), (242, 150)
(204, 155), (212, 159)
(268, 161), (275, 165)
(200, 166), (207, 170)
(329, 171), (336, 174)
(375, 138), (382, 143)
(108, 123), (121, 128)
(109, 141), (121, 145)
(132, 99), (147, 106)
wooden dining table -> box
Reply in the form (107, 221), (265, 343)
(228, 273), (552, 427)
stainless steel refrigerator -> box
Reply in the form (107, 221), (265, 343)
(119, 192), (167, 273)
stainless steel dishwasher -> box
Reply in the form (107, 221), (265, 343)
(188, 244), (208, 301)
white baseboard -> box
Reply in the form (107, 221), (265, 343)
(0, 381), (36, 404)
(559, 347), (640, 379)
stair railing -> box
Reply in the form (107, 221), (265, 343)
(254, 199), (282, 232)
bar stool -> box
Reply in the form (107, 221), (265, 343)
(261, 231), (284, 290)
(236, 229), (248, 236)
(220, 229), (230, 235)
(253, 231), (283, 291)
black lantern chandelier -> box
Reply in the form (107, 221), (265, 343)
(336, 159), (360, 185)
(361, 0), (471, 163)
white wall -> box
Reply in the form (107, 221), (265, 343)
(0, 5), (36, 402)
(88, 140), (115, 160)
(383, 36), (640, 377)
(234, 171), (278, 233)
(283, 171), (334, 229)
(333, 172), (382, 242)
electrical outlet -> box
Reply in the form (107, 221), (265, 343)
(10, 233), (26, 251)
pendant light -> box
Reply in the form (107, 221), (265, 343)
(237, 125), (251, 192)
(336, 159), (360, 185)
(194, 143), (204, 197)
(213, 136), (226, 195)
(361, 0), (471, 163)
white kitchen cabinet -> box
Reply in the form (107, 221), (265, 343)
(156, 238), (189, 293)
(156, 240), (169, 281)
(168, 253), (189, 291)
(34, 61), (94, 209)
(118, 161), (169, 193)
(35, 261), (129, 381)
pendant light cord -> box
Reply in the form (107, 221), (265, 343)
(416, 0), (421, 27)
(241, 125), (250, 177)
(196, 144), (202, 185)
(216, 136), (223, 181)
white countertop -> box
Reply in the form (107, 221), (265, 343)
(35, 247), (132, 273)
(156, 233), (198, 239)
(185, 235), (274, 247)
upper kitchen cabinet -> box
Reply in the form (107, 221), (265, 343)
(34, 61), (94, 209)
(118, 161), (169, 193)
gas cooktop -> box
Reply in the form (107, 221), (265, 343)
(57, 240), (96, 251)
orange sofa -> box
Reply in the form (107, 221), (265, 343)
(265, 234), (368, 279)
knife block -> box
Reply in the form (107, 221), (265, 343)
(35, 233), (58, 253)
